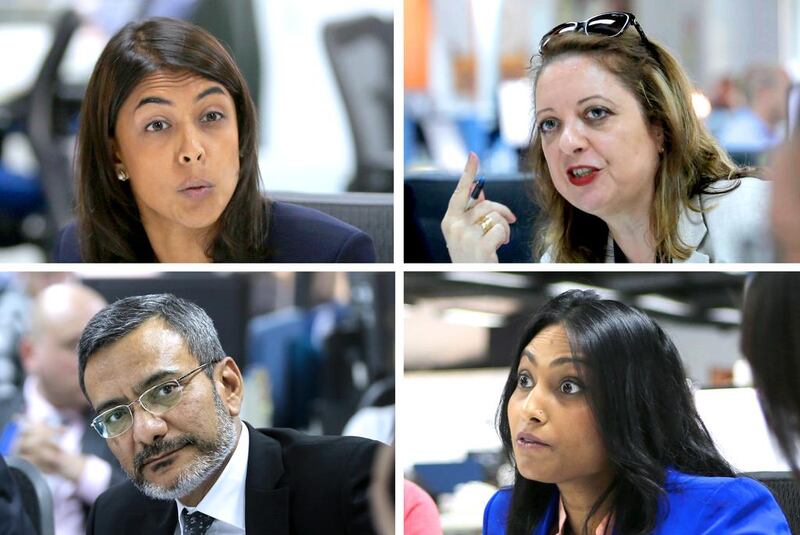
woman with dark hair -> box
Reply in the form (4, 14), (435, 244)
(484, 290), (789, 534)
(442, 12), (770, 263)
(741, 273), (800, 473)
(54, 17), (375, 262)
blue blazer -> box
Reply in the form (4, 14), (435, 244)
(52, 201), (376, 263)
(483, 469), (791, 534)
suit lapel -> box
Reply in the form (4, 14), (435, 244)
(243, 423), (291, 534)
(122, 500), (177, 535)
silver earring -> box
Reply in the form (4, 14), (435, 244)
(117, 168), (129, 181)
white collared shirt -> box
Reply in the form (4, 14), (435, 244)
(174, 424), (249, 535)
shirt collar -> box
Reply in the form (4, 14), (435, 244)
(555, 495), (614, 535)
(23, 376), (83, 425)
(176, 422), (249, 531)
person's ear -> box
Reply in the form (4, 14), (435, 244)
(650, 123), (665, 154)
(214, 357), (244, 417)
(18, 336), (36, 375)
(109, 138), (124, 166)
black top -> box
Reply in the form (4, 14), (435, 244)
(86, 424), (379, 534)
(0, 456), (34, 535)
(53, 201), (376, 263)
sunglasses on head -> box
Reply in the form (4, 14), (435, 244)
(539, 11), (659, 61)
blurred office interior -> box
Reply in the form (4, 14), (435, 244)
(405, 0), (800, 261)
(0, 0), (394, 261)
(402, 272), (786, 533)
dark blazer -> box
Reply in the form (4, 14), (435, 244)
(53, 201), (376, 263)
(87, 425), (379, 534)
(0, 456), (34, 535)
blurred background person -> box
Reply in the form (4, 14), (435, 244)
(717, 64), (791, 156)
(0, 273), (73, 407)
(0, 281), (124, 535)
(740, 273), (800, 474)
(769, 134), (800, 261)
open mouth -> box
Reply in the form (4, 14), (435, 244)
(567, 167), (600, 186)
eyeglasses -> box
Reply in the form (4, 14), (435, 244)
(91, 362), (213, 439)
(539, 12), (658, 60)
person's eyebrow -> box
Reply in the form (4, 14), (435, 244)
(134, 96), (172, 110)
(133, 86), (225, 112)
(93, 368), (180, 415)
(521, 349), (585, 368)
(535, 107), (554, 118)
(195, 86), (225, 101)
(577, 95), (615, 106)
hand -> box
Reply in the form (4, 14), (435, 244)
(15, 420), (86, 483)
(440, 152), (517, 262)
(770, 137), (800, 261)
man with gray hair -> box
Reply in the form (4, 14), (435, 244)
(79, 293), (379, 534)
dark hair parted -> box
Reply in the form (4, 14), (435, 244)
(741, 273), (800, 474)
(497, 290), (734, 535)
(529, 26), (755, 262)
(78, 293), (225, 400)
(76, 17), (269, 262)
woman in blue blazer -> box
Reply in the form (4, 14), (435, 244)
(60, 17), (375, 263)
(485, 289), (790, 535)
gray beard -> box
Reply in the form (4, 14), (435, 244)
(128, 391), (238, 501)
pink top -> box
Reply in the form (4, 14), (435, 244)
(404, 480), (443, 535)
(553, 497), (614, 535)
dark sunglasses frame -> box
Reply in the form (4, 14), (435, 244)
(539, 11), (660, 64)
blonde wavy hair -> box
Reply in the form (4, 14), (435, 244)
(530, 28), (751, 262)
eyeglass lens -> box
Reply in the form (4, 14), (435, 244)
(95, 381), (183, 438)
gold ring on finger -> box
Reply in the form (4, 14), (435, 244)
(479, 214), (495, 235)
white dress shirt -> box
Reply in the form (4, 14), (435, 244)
(174, 424), (250, 535)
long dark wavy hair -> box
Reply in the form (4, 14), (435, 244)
(497, 290), (734, 535)
(741, 273), (800, 475)
(75, 17), (269, 262)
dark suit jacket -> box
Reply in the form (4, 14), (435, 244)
(53, 201), (376, 263)
(87, 425), (379, 534)
(0, 456), (34, 535)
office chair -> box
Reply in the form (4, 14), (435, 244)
(27, 9), (82, 234)
(270, 191), (393, 262)
(323, 15), (393, 193)
(744, 471), (800, 533)
(5, 456), (54, 535)
(404, 174), (537, 262)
